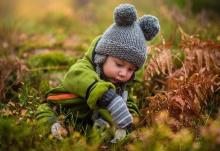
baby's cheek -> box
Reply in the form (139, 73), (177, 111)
(127, 72), (134, 80)
(129, 71), (134, 77)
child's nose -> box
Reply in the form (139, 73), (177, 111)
(118, 68), (128, 77)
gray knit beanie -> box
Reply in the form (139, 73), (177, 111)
(94, 3), (160, 70)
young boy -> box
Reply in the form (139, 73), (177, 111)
(36, 3), (160, 141)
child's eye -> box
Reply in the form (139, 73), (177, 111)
(128, 68), (135, 72)
(115, 62), (123, 67)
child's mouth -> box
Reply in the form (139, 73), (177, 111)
(109, 78), (122, 84)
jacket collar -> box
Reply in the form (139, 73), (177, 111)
(84, 35), (102, 65)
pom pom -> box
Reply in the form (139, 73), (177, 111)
(114, 4), (137, 26)
(139, 15), (160, 41)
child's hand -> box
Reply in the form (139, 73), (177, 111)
(107, 95), (133, 128)
(51, 122), (68, 140)
(93, 118), (110, 129)
(98, 89), (133, 128)
(111, 128), (127, 143)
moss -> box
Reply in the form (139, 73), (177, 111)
(19, 38), (55, 53)
(0, 117), (43, 151)
(27, 51), (77, 68)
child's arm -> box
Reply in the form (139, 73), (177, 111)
(62, 57), (115, 109)
(97, 89), (133, 129)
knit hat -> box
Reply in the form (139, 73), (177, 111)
(94, 3), (160, 70)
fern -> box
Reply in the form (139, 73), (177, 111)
(145, 46), (174, 81)
(143, 36), (220, 130)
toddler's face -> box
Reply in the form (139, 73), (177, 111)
(102, 56), (136, 84)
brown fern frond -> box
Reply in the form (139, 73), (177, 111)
(170, 73), (216, 114)
(140, 93), (168, 127)
(181, 37), (220, 74)
(144, 73), (219, 129)
(165, 37), (220, 90)
(168, 84), (208, 118)
(147, 93), (169, 113)
(144, 46), (173, 81)
(142, 31), (220, 129)
(0, 57), (26, 102)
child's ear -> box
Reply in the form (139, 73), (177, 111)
(138, 15), (160, 41)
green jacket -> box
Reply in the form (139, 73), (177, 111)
(36, 36), (144, 124)
(62, 36), (115, 109)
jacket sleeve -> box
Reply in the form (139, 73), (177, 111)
(63, 57), (98, 97)
(62, 57), (115, 109)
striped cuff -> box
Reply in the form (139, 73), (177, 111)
(107, 96), (133, 128)
(97, 88), (117, 107)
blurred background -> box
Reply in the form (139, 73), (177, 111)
(1, 0), (219, 98)
(1, 0), (220, 47)
(0, 0), (220, 101)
